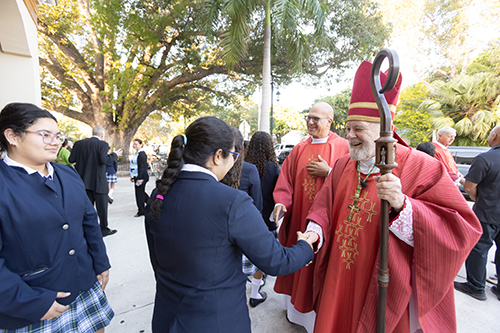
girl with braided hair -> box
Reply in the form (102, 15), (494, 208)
(145, 116), (317, 333)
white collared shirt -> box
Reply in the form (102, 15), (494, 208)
(181, 164), (218, 181)
(3, 154), (54, 179)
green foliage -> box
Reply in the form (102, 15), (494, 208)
(394, 110), (433, 146)
(272, 105), (306, 142)
(314, 88), (351, 137)
(418, 44), (500, 146)
(57, 116), (91, 142)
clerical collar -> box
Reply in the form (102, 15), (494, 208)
(311, 136), (328, 144)
(359, 156), (380, 174)
(434, 141), (447, 149)
(182, 163), (218, 181)
(3, 154), (54, 179)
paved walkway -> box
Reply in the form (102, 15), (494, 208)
(102, 178), (499, 332)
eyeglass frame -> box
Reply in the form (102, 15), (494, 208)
(304, 115), (331, 123)
(24, 130), (66, 145)
(210, 149), (240, 161)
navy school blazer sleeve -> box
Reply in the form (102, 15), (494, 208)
(228, 192), (313, 276)
(240, 162), (263, 214)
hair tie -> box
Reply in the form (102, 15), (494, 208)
(156, 194), (164, 200)
(182, 134), (187, 145)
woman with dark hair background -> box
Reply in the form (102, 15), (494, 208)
(145, 116), (317, 333)
(221, 128), (266, 307)
(0, 103), (113, 332)
(130, 138), (149, 217)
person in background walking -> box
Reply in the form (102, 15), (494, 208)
(130, 138), (149, 217)
(69, 126), (122, 237)
(106, 154), (117, 204)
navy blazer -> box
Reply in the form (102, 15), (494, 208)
(145, 171), (313, 333)
(69, 137), (118, 194)
(260, 160), (280, 231)
(239, 162), (263, 213)
(0, 161), (111, 329)
(136, 151), (149, 182)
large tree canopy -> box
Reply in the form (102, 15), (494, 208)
(38, 0), (389, 156)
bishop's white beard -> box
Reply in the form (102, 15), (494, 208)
(348, 140), (376, 161)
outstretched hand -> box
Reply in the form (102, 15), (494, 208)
(374, 173), (405, 212)
(40, 292), (70, 321)
(306, 155), (330, 177)
(272, 204), (287, 227)
(297, 231), (319, 250)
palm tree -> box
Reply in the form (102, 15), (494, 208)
(204, 0), (326, 132)
(420, 71), (500, 145)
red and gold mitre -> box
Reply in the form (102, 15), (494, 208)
(347, 60), (402, 123)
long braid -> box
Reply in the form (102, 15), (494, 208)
(150, 135), (185, 217)
(149, 116), (235, 217)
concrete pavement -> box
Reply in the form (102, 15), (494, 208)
(102, 178), (499, 333)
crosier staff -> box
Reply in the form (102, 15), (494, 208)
(370, 48), (400, 333)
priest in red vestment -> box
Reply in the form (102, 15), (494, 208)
(431, 127), (462, 182)
(272, 102), (349, 332)
(307, 61), (482, 333)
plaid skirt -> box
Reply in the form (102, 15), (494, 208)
(242, 254), (258, 276)
(106, 173), (118, 183)
(0, 282), (114, 333)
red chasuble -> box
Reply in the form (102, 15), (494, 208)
(308, 145), (481, 333)
(273, 132), (349, 313)
(431, 142), (459, 174)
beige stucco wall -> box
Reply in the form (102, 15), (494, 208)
(0, 0), (41, 109)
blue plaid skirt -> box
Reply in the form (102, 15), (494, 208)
(242, 254), (258, 276)
(0, 282), (114, 333)
(106, 173), (118, 183)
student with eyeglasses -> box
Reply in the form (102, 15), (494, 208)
(0, 103), (114, 332)
(145, 116), (317, 333)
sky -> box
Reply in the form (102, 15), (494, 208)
(252, 0), (499, 113)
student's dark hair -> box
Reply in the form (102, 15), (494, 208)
(220, 127), (244, 189)
(149, 116), (234, 217)
(0, 103), (57, 152)
(416, 142), (436, 157)
(245, 131), (278, 178)
(133, 138), (143, 145)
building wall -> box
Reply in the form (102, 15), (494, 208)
(0, 0), (41, 109)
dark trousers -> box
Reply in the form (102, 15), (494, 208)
(465, 222), (500, 291)
(134, 180), (149, 216)
(86, 190), (110, 231)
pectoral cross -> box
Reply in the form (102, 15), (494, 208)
(347, 198), (360, 222)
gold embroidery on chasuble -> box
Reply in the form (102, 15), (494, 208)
(302, 154), (318, 203)
(335, 191), (377, 269)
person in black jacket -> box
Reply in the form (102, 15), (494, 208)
(69, 126), (122, 237)
(130, 138), (150, 217)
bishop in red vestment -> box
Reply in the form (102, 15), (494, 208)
(307, 61), (481, 333)
(272, 102), (348, 330)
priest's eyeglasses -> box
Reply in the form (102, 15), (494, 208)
(210, 149), (240, 161)
(24, 130), (66, 145)
(305, 115), (330, 123)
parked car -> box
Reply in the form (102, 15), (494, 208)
(277, 148), (293, 165)
(274, 144), (295, 158)
(448, 146), (490, 200)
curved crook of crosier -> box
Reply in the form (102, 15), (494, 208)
(370, 49), (400, 133)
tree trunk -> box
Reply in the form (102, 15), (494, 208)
(259, 1), (272, 133)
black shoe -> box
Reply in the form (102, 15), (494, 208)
(491, 285), (500, 301)
(108, 196), (113, 204)
(249, 291), (267, 308)
(454, 281), (487, 301)
(102, 229), (118, 237)
(259, 274), (266, 291)
(134, 213), (144, 217)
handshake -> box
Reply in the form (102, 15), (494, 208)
(296, 231), (319, 250)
